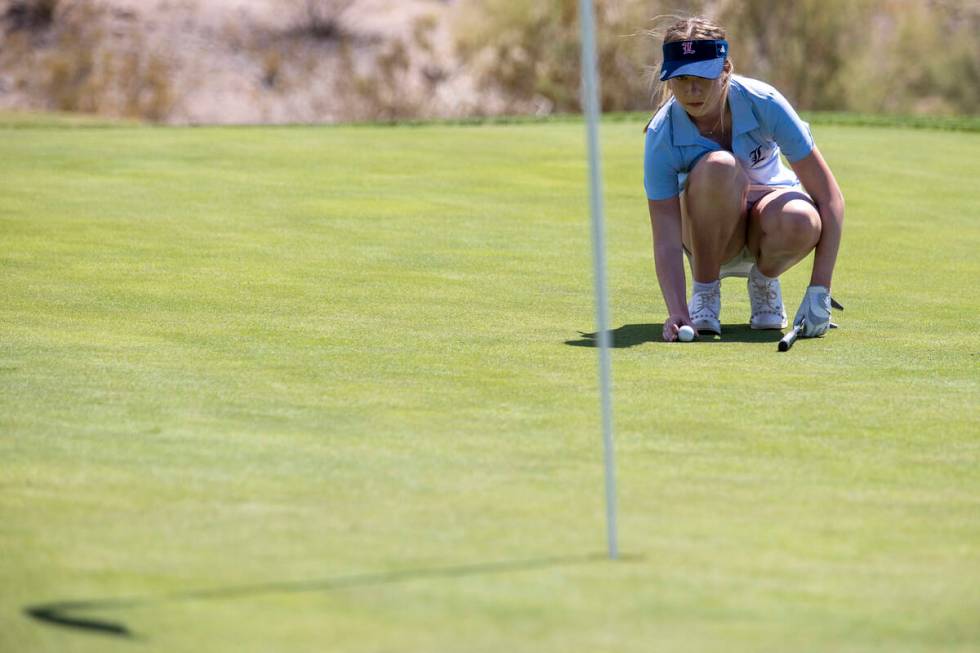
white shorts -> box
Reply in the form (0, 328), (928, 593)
(684, 245), (755, 279)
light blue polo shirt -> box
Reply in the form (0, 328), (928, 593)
(643, 75), (815, 201)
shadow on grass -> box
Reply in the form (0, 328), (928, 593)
(24, 552), (641, 639)
(565, 323), (785, 347)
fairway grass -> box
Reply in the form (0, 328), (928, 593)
(1, 115), (978, 653)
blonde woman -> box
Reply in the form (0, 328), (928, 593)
(644, 17), (844, 342)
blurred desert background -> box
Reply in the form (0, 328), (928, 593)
(0, 0), (977, 125)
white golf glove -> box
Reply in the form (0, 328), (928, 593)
(793, 285), (832, 337)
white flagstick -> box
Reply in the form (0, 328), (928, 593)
(579, 0), (618, 560)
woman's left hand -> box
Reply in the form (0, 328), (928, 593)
(793, 285), (831, 337)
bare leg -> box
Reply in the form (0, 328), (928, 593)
(681, 151), (749, 283)
(747, 190), (821, 277)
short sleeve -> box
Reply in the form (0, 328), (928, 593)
(644, 120), (681, 201)
(765, 89), (815, 163)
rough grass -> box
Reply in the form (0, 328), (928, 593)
(1, 114), (978, 653)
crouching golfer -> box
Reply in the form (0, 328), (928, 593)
(644, 17), (844, 342)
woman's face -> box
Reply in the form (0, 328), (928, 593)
(669, 74), (726, 118)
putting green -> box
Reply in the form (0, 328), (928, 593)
(1, 113), (978, 653)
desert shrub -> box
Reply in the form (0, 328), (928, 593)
(35, 1), (174, 120)
(272, 8), (443, 122)
(3, 0), (58, 32)
(261, 49), (283, 89)
(346, 13), (450, 120)
(454, 0), (670, 114)
(835, 0), (980, 115)
(332, 36), (425, 121)
(453, 0), (980, 116)
(289, 0), (354, 40)
(713, 0), (872, 110)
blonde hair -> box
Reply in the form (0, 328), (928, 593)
(650, 16), (734, 134)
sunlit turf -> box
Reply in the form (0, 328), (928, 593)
(1, 113), (978, 653)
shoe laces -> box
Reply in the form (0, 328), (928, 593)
(691, 286), (720, 316)
(750, 277), (782, 314)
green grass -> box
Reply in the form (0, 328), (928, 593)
(1, 112), (978, 653)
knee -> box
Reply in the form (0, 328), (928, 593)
(688, 151), (745, 192)
(773, 202), (821, 249)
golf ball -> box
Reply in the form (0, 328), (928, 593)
(678, 325), (696, 342)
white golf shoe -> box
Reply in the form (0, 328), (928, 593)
(748, 266), (788, 329)
(689, 282), (721, 335)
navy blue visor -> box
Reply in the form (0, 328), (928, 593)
(660, 39), (729, 81)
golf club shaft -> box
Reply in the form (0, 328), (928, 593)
(778, 320), (804, 352)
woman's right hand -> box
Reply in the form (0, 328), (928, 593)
(649, 198), (692, 343)
(662, 314), (695, 342)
